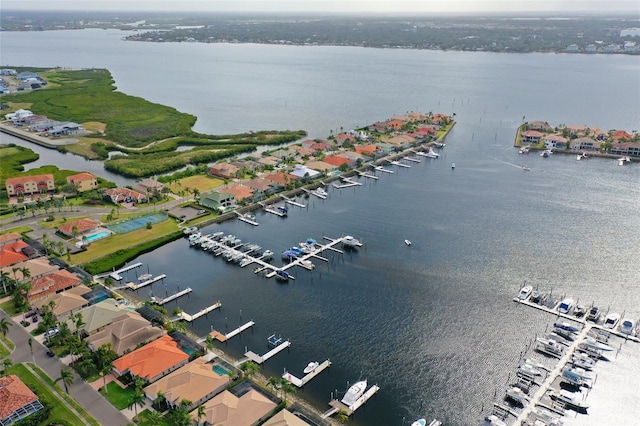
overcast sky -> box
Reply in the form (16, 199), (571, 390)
(3, 0), (639, 13)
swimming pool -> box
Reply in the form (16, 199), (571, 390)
(85, 231), (110, 242)
(212, 365), (230, 376)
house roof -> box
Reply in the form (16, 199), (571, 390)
(263, 172), (296, 186)
(257, 156), (279, 166)
(5, 174), (53, 186)
(290, 165), (321, 178)
(302, 161), (335, 172)
(202, 191), (235, 202)
(223, 184), (254, 201)
(0, 233), (22, 245)
(0, 240), (30, 268)
(144, 357), (229, 405)
(67, 173), (96, 183)
(191, 389), (277, 426)
(1, 258), (58, 282)
(243, 178), (273, 192)
(104, 188), (146, 202)
(354, 145), (380, 154)
(86, 311), (164, 355)
(67, 298), (128, 334)
(545, 134), (568, 143)
(112, 335), (189, 381)
(210, 163), (239, 175)
(262, 409), (309, 426)
(58, 218), (100, 236)
(31, 284), (91, 317)
(0, 375), (39, 421)
(322, 156), (350, 167)
(28, 269), (82, 301)
(612, 130), (633, 140)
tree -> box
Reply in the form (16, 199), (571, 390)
(19, 267), (31, 282)
(197, 404), (206, 425)
(145, 410), (164, 426)
(337, 409), (350, 424)
(1, 271), (11, 294)
(0, 318), (11, 339)
(56, 369), (74, 393)
(280, 379), (296, 404)
(77, 355), (96, 378)
(128, 389), (147, 419)
(240, 361), (259, 378)
(71, 312), (85, 338)
(1, 358), (12, 376)
(268, 376), (280, 394)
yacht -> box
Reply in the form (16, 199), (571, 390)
(342, 235), (361, 248)
(518, 146), (530, 154)
(517, 285), (533, 300)
(524, 358), (549, 371)
(581, 338), (613, 352)
(303, 361), (320, 374)
(586, 306), (601, 322)
(619, 319), (635, 335)
(484, 415), (508, 426)
(404, 239), (412, 246)
(535, 338), (565, 358)
(603, 312), (620, 329)
(549, 390), (589, 411)
(518, 363), (542, 377)
(300, 259), (315, 269)
(411, 420), (426, 426)
(554, 322), (579, 333)
(505, 386), (529, 404)
(313, 187), (328, 198)
(557, 298), (575, 314)
(571, 353), (596, 370)
(341, 380), (367, 407)
(574, 304), (587, 318)
(261, 250), (274, 260)
(425, 148), (440, 158)
(275, 269), (290, 282)
(540, 149), (552, 157)
(434, 142), (446, 148)
(428, 421), (443, 426)
(561, 368), (586, 387)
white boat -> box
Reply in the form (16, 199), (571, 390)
(535, 338), (565, 358)
(410, 420), (426, 426)
(451, 162), (455, 169)
(425, 149), (440, 158)
(484, 415), (508, 426)
(428, 420), (442, 426)
(505, 386), (529, 404)
(518, 363), (542, 376)
(434, 142), (446, 148)
(619, 319), (635, 335)
(341, 380), (367, 406)
(313, 187), (328, 198)
(404, 239), (412, 246)
(522, 166), (531, 171)
(561, 368), (586, 387)
(524, 358), (549, 371)
(571, 353), (596, 370)
(549, 389), (589, 410)
(303, 361), (320, 374)
(517, 285), (533, 300)
(540, 149), (552, 157)
(300, 259), (315, 269)
(581, 337), (613, 352)
(603, 312), (620, 329)
(342, 235), (361, 248)
(617, 156), (631, 166)
(557, 297), (575, 314)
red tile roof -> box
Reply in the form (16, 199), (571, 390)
(323, 156), (350, 167)
(0, 240), (29, 268)
(112, 335), (189, 381)
(0, 233), (22, 245)
(67, 172), (96, 183)
(612, 130), (633, 141)
(28, 269), (81, 301)
(223, 184), (254, 201)
(0, 375), (39, 420)
(5, 174), (53, 186)
(354, 145), (380, 154)
(264, 173), (296, 185)
(58, 219), (99, 236)
(522, 130), (544, 137)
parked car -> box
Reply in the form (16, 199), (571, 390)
(44, 327), (59, 338)
(25, 310), (38, 318)
(46, 349), (55, 357)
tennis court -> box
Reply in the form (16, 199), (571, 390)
(107, 212), (168, 234)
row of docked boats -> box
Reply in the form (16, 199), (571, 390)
(187, 231), (274, 266)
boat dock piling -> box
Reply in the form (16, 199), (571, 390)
(108, 262), (143, 281)
(280, 195), (306, 208)
(150, 287), (192, 305)
(126, 274), (167, 290)
(324, 384), (381, 418)
(244, 339), (291, 364)
(235, 211), (259, 226)
(356, 170), (379, 180)
(282, 359), (332, 387)
(209, 320), (255, 342)
(373, 165), (394, 174)
(176, 301), (222, 322)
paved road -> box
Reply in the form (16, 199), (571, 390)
(1, 310), (132, 426)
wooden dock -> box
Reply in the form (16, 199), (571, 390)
(108, 262), (142, 281)
(323, 384), (380, 418)
(332, 177), (363, 189)
(126, 274), (166, 290)
(281, 195), (306, 208)
(282, 359), (331, 387)
(176, 301), (222, 322)
(235, 211), (259, 226)
(150, 287), (192, 305)
(244, 340), (291, 364)
(387, 159), (411, 168)
(374, 165), (394, 174)
(259, 202), (287, 217)
(356, 170), (379, 180)
(209, 320), (255, 342)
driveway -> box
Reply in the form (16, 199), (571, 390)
(1, 311), (131, 426)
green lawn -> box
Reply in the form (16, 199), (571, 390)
(0, 225), (33, 235)
(103, 381), (137, 410)
(8, 363), (98, 426)
(0, 339), (11, 357)
(0, 299), (25, 317)
(137, 409), (172, 426)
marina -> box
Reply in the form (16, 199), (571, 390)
(175, 301), (222, 322)
(208, 320), (256, 342)
(149, 287), (192, 305)
(281, 359), (332, 388)
(125, 274), (167, 290)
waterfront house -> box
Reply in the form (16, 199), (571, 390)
(308, 141), (331, 153)
(1, 258), (59, 284)
(57, 218), (100, 238)
(5, 174), (55, 197)
(385, 119), (404, 131)
(263, 172), (295, 190)
(381, 134), (416, 150)
(527, 121), (553, 132)
(521, 130), (544, 145)
(355, 145), (383, 158)
(323, 155), (352, 168)
(0, 375), (44, 425)
(263, 409), (310, 426)
(257, 156), (280, 167)
(288, 145), (316, 158)
(112, 335), (190, 383)
(367, 121), (389, 133)
(86, 311), (164, 355)
(31, 285), (91, 320)
(0, 239), (30, 268)
(300, 139), (319, 148)
(16, 72), (39, 80)
(27, 269), (82, 302)
(143, 357), (230, 409)
(210, 163), (240, 180)
(610, 142), (640, 157)
(230, 160), (261, 173)
(268, 149), (292, 160)
(432, 114), (451, 125)
(570, 137), (601, 151)
(66, 299), (128, 336)
(190, 388), (277, 426)
(223, 184), (255, 202)
(66, 173), (98, 193)
(334, 133), (356, 146)
(290, 164), (321, 180)
(544, 134), (568, 149)
(244, 178), (276, 194)
(134, 178), (164, 196)
(49, 122), (84, 136)
(611, 130), (634, 142)
(304, 160), (338, 176)
(199, 191), (237, 212)
(104, 188), (147, 204)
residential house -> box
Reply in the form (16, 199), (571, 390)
(290, 164), (321, 179)
(304, 160), (338, 176)
(322, 155), (352, 168)
(4, 109), (33, 122)
(1, 258), (59, 284)
(0, 233), (22, 246)
(230, 160), (261, 173)
(223, 184), (255, 202)
(31, 285), (91, 320)
(390, 114), (411, 123)
(431, 114), (451, 125)
(610, 142), (640, 157)
(407, 112), (429, 122)
(190, 388), (277, 426)
(134, 178), (164, 197)
(0, 375), (44, 426)
(104, 188), (146, 204)
(257, 156), (280, 167)
(0, 239), (30, 268)
(367, 121), (388, 133)
(49, 122), (84, 136)
(143, 357), (230, 409)
(16, 72), (39, 80)
(544, 134), (569, 150)
(66, 173), (98, 193)
(263, 172), (295, 190)
(570, 137), (601, 151)
(210, 163), (240, 180)
(308, 142), (330, 153)
(57, 218), (100, 238)
(300, 139), (319, 148)
(380, 134), (415, 150)
(5, 174), (55, 197)
(338, 151), (364, 164)
(262, 409), (309, 426)
(112, 335), (190, 383)
(611, 130), (634, 142)
(66, 298), (128, 336)
(565, 125), (589, 137)
(520, 130), (544, 145)
(355, 145), (383, 158)
(244, 178), (276, 196)
(199, 191), (236, 212)
(86, 311), (164, 355)
(333, 133), (356, 146)
(27, 269), (82, 302)
(411, 126), (437, 139)
(527, 121), (553, 132)
(268, 149), (292, 160)
(385, 120), (404, 131)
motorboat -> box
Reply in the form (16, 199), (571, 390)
(434, 142), (446, 148)
(517, 285), (533, 300)
(518, 146), (530, 154)
(581, 337), (613, 352)
(182, 226), (198, 235)
(410, 420), (426, 426)
(544, 332), (570, 345)
(522, 166), (530, 171)
(565, 367), (593, 380)
(557, 298), (574, 314)
(619, 319), (635, 335)
(428, 421), (443, 426)
(518, 363), (542, 377)
(505, 386), (529, 404)
(561, 368), (586, 387)
(313, 187), (328, 198)
(405, 239), (412, 246)
(300, 259), (315, 269)
(554, 322), (579, 333)
(282, 250), (298, 261)
(603, 312), (620, 329)
(484, 415), (508, 426)
(275, 269), (290, 282)
(549, 390), (589, 411)
(451, 163), (456, 169)
(524, 358), (549, 371)
(586, 306), (601, 322)
(574, 305), (587, 318)
(261, 250), (274, 260)
(303, 361), (320, 374)
(540, 149), (552, 157)
(535, 338), (564, 358)
(212, 231), (224, 240)
(289, 247), (304, 256)
(531, 407), (564, 426)
(571, 353), (596, 370)
(341, 380), (367, 407)
(552, 327), (576, 341)
(342, 235), (361, 248)
(425, 149), (439, 158)
(530, 290), (544, 304)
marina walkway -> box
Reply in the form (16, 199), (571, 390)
(209, 320), (255, 342)
(245, 340), (291, 364)
(125, 274), (166, 290)
(175, 302), (222, 322)
(101, 262), (142, 281)
(324, 384), (380, 417)
(150, 287), (192, 305)
(282, 359), (332, 387)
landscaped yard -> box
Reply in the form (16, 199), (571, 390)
(169, 174), (225, 193)
(103, 381), (137, 410)
(0, 299), (25, 317)
(0, 225), (33, 235)
(137, 409), (173, 426)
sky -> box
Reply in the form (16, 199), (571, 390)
(2, 0), (639, 14)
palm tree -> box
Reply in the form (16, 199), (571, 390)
(71, 312), (85, 338)
(100, 363), (113, 395)
(240, 361), (259, 378)
(2, 358), (12, 376)
(267, 376), (280, 394)
(192, 188), (200, 201)
(280, 380), (296, 404)
(20, 267), (31, 282)
(0, 318), (11, 339)
(145, 409), (163, 426)
(337, 409), (350, 424)
(197, 404), (206, 425)
(128, 389), (146, 419)
(1, 270), (11, 294)
(78, 355), (96, 378)
(56, 369), (74, 393)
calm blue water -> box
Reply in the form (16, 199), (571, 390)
(2, 29), (639, 425)
(85, 231), (110, 242)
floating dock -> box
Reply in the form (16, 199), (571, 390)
(282, 359), (332, 387)
(109, 262), (143, 281)
(244, 340), (291, 364)
(356, 170), (379, 180)
(150, 287), (192, 305)
(209, 320), (255, 342)
(126, 274), (167, 290)
(323, 384), (381, 418)
(235, 212), (259, 226)
(374, 165), (394, 174)
(281, 195), (306, 208)
(176, 301), (222, 322)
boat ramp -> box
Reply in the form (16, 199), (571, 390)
(175, 301), (222, 322)
(125, 274), (167, 290)
(281, 359), (332, 387)
(244, 339), (291, 364)
(209, 320), (255, 342)
(107, 262), (142, 281)
(322, 383), (381, 418)
(150, 287), (192, 305)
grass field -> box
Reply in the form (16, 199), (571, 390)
(102, 381), (137, 410)
(0, 226), (33, 235)
(0, 144), (40, 183)
(137, 409), (172, 426)
(170, 175), (225, 193)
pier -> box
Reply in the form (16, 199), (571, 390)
(244, 340), (291, 364)
(403, 156), (422, 163)
(209, 320), (255, 342)
(235, 212), (259, 226)
(281, 195), (306, 208)
(125, 274), (166, 290)
(259, 202), (286, 217)
(387, 159), (411, 168)
(323, 384), (380, 418)
(332, 177), (363, 189)
(150, 287), (192, 305)
(356, 170), (379, 180)
(282, 359), (332, 387)
(107, 262), (143, 281)
(176, 302), (222, 322)
(373, 165), (394, 174)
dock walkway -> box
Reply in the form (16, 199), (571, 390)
(150, 287), (192, 305)
(209, 320), (255, 342)
(103, 262), (142, 281)
(282, 359), (332, 387)
(281, 195), (306, 208)
(245, 340), (291, 364)
(176, 302), (222, 322)
(324, 384), (380, 417)
(126, 274), (166, 290)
